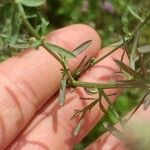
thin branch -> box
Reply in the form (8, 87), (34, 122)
(71, 80), (148, 89)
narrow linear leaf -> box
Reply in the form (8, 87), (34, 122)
(123, 27), (132, 37)
(76, 55), (87, 69)
(143, 93), (150, 110)
(130, 28), (140, 70)
(114, 59), (140, 78)
(137, 50), (147, 76)
(20, 0), (46, 7)
(127, 6), (143, 22)
(71, 98), (99, 120)
(128, 93), (149, 119)
(93, 37), (131, 66)
(71, 110), (82, 120)
(110, 37), (130, 47)
(74, 119), (84, 137)
(73, 40), (92, 56)
(117, 80), (145, 88)
(84, 87), (97, 95)
(72, 55), (87, 78)
(59, 77), (67, 106)
(80, 97), (95, 100)
(103, 123), (124, 140)
(122, 36), (130, 60)
(99, 100), (107, 114)
(41, 16), (49, 35)
(44, 42), (75, 59)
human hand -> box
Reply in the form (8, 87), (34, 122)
(0, 24), (148, 150)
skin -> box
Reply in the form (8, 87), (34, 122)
(0, 24), (148, 150)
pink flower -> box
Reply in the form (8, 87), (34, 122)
(101, 1), (115, 14)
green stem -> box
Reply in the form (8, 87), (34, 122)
(90, 14), (150, 68)
(71, 80), (144, 89)
(42, 41), (65, 66)
(101, 90), (125, 129)
(17, 3), (62, 65)
(91, 37), (132, 66)
(17, 3), (61, 63)
(17, 3), (74, 82)
(130, 28), (140, 70)
(17, 3), (41, 40)
(73, 93), (138, 150)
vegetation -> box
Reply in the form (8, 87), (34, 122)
(0, 0), (150, 149)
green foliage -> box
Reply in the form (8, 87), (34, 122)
(73, 40), (92, 56)
(74, 89), (139, 149)
(44, 42), (75, 59)
(45, 0), (150, 45)
(0, 0), (150, 149)
(59, 77), (67, 106)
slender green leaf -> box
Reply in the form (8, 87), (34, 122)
(114, 59), (140, 78)
(59, 77), (67, 106)
(35, 14), (49, 35)
(103, 123), (123, 140)
(110, 37), (130, 47)
(72, 55), (87, 78)
(73, 40), (92, 56)
(84, 87), (97, 95)
(99, 100), (107, 114)
(143, 93), (150, 110)
(127, 6), (143, 22)
(128, 93), (149, 119)
(44, 42), (76, 59)
(92, 37), (131, 66)
(130, 28), (140, 70)
(20, 0), (46, 7)
(136, 49), (147, 76)
(71, 110), (82, 120)
(117, 80), (145, 88)
(123, 27), (132, 37)
(74, 119), (84, 137)
(41, 16), (49, 35)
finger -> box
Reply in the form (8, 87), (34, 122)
(0, 24), (101, 149)
(7, 47), (128, 150)
(86, 106), (150, 150)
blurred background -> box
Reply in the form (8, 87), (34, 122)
(44, 0), (150, 45)
(0, 0), (150, 59)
